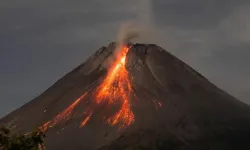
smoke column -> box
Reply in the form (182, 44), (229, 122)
(102, 0), (159, 69)
(114, 0), (155, 51)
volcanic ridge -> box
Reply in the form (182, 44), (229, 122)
(1, 42), (250, 150)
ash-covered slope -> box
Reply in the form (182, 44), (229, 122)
(1, 43), (250, 150)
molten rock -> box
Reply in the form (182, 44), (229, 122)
(1, 43), (250, 150)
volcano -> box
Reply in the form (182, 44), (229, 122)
(1, 43), (250, 150)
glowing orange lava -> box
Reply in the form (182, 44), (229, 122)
(80, 112), (92, 127)
(39, 93), (88, 132)
(95, 46), (134, 127)
(39, 45), (161, 132)
(39, 46), (134, 131)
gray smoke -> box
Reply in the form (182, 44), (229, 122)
(104, 0), (159, 68)
(116, 0), (155, 44)
(116, 22), (141, 45)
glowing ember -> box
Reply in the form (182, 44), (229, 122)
(107, 99), (134, 127)
(80, 112), (92, 127)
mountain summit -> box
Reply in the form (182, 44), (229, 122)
(1, 43), (250, 150)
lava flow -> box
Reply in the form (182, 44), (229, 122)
(40, 45), (135, 132)
(94, 46), (134, 126)
(40, 93), (88, 132)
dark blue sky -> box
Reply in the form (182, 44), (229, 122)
(1, 0), (250, 117)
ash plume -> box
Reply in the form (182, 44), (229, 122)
(116, 22), (141, 46)
(115, 0), (154, 46)
(102, 22), (143, 69)
(108, 0), (156, 66)
(103, 0), (168, 69)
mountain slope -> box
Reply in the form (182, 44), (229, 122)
(1, 43), (250, 150)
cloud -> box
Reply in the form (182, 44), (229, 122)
(157, 3), (250, 103)
(217, 5), (250, 44)
(153, 0), (249, 29)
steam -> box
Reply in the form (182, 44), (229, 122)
(104, 0), (158, 68)
(116, 22), (141, 45)
(115, 0), (155, 48)
(114, 0), (172, 49)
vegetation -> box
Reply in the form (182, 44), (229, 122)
(0, 126), (45, 150)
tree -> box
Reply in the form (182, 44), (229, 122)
(0, 126), (45, 150)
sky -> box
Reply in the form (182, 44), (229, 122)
(0, 0), (250, 117)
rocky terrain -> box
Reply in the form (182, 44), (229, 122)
(1, 42), (250, 150)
